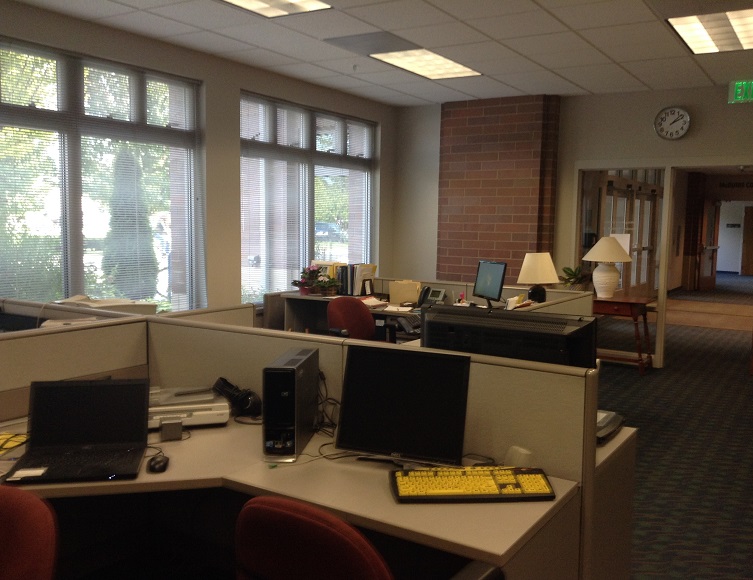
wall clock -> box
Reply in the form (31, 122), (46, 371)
(653, 106), (690, 140)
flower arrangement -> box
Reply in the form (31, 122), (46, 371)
(292, 265), (340, 293)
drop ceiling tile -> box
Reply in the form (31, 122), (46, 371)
(314, 56), (396, 75)
(394, 22), (489, 48)
(149, 0), (254, 29)
(218, 22), (354, 61)
(696, 50), (753, 84)
(100, 10), (199, 36)
(426, 0), (539, 19)
(273, 62), (341, 80)
(225, 48), (299, 68)
(504, 31), (599, 55)
(550, 0), (656, 30)
(495, 69), (589, 95)
(558, 62), (648, 92)
(623, 57), (714, 90)
(534, 47), (612, 69)
(469, 10), (568, 40)
(437, 75), (525, 99)
(384, 80), (477, 102)
(581, 21), (690, 62)
(344, 0), (454, 31)
(18, 0), (134, 19)
(352, 67), (426, 86)
(168, 30), (254, 53)
(344, 83), (434, 106)
(275, 9), (379, 39)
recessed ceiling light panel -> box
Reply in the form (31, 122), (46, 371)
(669, 9), (753, 54)
(222, 0), (330, 18)
(370, 49), (480, 80)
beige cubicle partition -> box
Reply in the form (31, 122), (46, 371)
(157, 304), (256, 328)
(146, 317), (345, 399)
(0, 318), (149, 421)
(0, 312), (629, 580)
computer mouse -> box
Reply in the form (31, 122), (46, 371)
(147, 455), (169, 473)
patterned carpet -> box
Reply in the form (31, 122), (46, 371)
(668, 272), (753, 306)
(597, 317), (753, 578)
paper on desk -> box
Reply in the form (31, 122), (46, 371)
(360, 296), (385, 307)
(383, 305), (413, 312)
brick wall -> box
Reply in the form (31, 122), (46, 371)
(436, 95), (560, 282)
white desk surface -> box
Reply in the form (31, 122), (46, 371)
(3, 420), (580, 570)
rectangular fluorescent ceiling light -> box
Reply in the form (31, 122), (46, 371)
(222, 0), (330, 18)
(669, 9), (753, 54)
(370, 49), (480, 80)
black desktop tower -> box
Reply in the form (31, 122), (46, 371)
(262, 348), (319, 462)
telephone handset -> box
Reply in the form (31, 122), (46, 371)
(417, 286), (431, 307)
(417, 286), (446, 307)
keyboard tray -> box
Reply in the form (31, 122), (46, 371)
(390, 466), (556, 503)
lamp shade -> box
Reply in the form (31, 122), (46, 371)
(582, 237), (632, 299)
(517, 252), (559, 302)
(517, 253), (560, 284)
(582, 236), (632, 264)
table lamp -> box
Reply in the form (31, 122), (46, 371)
(516, 252), (559, 303)
(582, 236), (632, 299)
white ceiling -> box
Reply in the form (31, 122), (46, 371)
(12, 0), (753, 107)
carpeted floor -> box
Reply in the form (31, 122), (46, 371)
(668, 272), (753, 306)
(597, 316), (753, 578)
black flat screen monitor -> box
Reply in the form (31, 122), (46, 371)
(335, 345), (471, 466)
(472, 260), (507, 308)
(421, 305), (597, 369)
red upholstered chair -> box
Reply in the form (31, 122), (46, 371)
(0, 485), (58, 580)
(235, 495), (393, 580)
(327, 296), (389, 341)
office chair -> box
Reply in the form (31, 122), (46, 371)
(0, 485), (58, 580)
(327, 296), (395, 342)
(235, 495), (393, 580)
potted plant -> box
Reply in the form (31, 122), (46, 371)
(292, 265), (341, 295)
(292, 265), (323, 295)
(559, 265), (592, 291)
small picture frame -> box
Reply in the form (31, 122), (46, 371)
(362, 279), (373, 296)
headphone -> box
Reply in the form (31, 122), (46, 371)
(212, 377), (262, 417)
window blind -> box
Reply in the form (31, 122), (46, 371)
(240, 94), (375, 302)
(0, 42), (204, 310)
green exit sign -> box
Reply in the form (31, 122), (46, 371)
(729, 80), (753, 103)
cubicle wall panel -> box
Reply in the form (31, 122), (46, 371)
(157, 305), (256, 327)
(0, 320), (148, 392)
(464, 361), (595, 482)
(147, 322), (345, 401)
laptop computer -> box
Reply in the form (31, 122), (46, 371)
(4, 379), (149, 484)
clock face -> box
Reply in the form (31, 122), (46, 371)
(654, 107), (690, 140)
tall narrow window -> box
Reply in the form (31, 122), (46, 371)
(0, 42), (203, 310)
(240, 94), (375, 302)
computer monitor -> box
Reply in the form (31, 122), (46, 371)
(472, 260), (507, 308)
(335, 345), (471, 466)
(421, 305), (597, 369)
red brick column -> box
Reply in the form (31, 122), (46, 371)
(437, 95), (560, 282)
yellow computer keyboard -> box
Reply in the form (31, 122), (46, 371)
(390, 465), (555, 503)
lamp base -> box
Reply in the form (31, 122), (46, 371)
(527, 284), (546, 303)
(591, 262), (620, 299)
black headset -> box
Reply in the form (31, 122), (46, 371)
(212, 377), (262, 417)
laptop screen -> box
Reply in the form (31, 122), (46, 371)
(28, 379), (149, 448)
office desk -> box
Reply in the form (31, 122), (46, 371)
(593, 295), (653, 374)
(283, 293), (418, 340)
(4, 421), (581, 579)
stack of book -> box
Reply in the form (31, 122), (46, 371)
(313, 261), (376, 296)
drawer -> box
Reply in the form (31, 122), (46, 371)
(593, 302), (637, 317)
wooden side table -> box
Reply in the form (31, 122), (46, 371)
(593, 295), (654, 374)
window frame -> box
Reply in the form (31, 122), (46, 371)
(0, 38), (205, 309)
